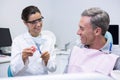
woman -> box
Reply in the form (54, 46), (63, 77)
(10, 5), (56, 76)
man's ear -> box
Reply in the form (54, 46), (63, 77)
(94, 27), (102, 36)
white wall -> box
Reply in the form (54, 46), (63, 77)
(51, 0), (120, 49)
(0, 0), (53, 39)
(0, 0), (120, 49)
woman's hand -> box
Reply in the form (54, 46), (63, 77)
(41, 51), (50, 66)
(22, 46), (36, 64)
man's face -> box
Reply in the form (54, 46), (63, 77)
(25, 12), (43, 37)
(77, 16), (96, 45)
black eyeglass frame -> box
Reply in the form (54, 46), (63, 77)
(26, 16), (44, 24)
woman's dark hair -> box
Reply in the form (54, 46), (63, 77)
(21, 5), (41, 22)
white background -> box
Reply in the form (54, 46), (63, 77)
(0, 0), (120, 49)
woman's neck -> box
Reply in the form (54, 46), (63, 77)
(30, 32), (41, 37)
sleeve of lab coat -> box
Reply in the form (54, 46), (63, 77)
(10, 37), (27, 76)
(46, 49), (57, 72)
(45, 33), (57, 72)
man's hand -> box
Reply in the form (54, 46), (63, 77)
(22, 46), (36, 64)
(41, 51), (50, 66)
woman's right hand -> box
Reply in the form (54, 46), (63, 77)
(22, 46), (36, 64)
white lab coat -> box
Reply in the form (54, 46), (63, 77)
(10, 30), (56, 76)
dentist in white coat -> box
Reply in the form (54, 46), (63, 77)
(10, 5), (56, 76)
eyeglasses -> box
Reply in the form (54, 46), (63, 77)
(26, 16), (44, 25)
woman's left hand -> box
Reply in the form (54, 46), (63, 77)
(41, 51), (50, 66)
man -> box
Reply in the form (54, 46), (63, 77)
(66, 7), (120, 75)
(10, 5), (56, 76)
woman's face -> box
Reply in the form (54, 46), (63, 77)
(25, 12), (43, 37)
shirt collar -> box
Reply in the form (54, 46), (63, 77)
(99, 39), (112, 54)
(80, 39), (112, 54)
(26, 31), (46, 45)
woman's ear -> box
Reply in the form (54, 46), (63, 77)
(23, 21), (29, 27)
(23, 21), (27, 25)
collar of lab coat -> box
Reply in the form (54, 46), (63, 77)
(25, 31), (47, 45)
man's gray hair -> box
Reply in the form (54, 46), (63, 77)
(81, 7), (110, 35)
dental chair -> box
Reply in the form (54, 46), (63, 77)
(8, 66), (13, 77)
(105, 31), (113, 44)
